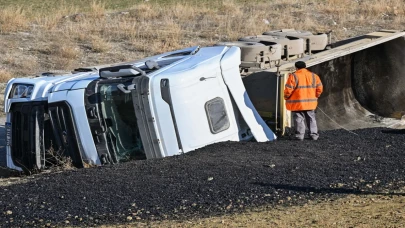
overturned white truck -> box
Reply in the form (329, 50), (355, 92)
(4, 46), (276, 172)
(4, 29), (405, 172)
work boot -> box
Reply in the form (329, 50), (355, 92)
(289, 135), (304, 141)
(310, 133), (319, 141)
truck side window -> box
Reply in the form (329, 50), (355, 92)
(205, 97), (230, 134)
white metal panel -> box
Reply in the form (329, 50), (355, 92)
(80, 46), (200, 70)
(65, 89), (101, 165)
(220, 46), (277, 142)
(52, 74), (98, 92)
(70, 76), (100, 90)
(160, 46), (229, 87)
(149, 78), (183, 157)
(52, 81), (76, 92)
(48, 90), (69, 103)
(152, 46), (240, 153)
(131, 56), (195, 158)
(3, 78), (15, 112)
(49, 90), (101, 165)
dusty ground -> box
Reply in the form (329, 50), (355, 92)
(0, 128), (404, 227)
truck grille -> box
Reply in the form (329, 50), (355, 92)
(10, 102), (45, 171)
(10, 101), (83, 172)
(48, 102), (83, 168)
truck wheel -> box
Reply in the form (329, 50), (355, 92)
(215, 41), (282, 64)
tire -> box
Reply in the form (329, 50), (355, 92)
(239, 35), (304, 56)
(215, 41), (282, 63)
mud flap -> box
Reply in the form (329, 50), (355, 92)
(220, 46), (277, 141)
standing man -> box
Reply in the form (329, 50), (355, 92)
(284, 61), (323, 140)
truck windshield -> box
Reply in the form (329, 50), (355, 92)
(99, 83), (144, 161)
(85, 79), (146, 162)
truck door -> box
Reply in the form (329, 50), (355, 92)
(160, 57), (240, 153)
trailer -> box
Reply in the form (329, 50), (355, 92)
(238, 30), (405, 133)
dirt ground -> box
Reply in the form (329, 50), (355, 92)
(122, 194), (405, 227)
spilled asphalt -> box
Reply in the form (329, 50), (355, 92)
(0, 128), (405, 227)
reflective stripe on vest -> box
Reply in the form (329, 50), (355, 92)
(292, 73), (298, 88)
(297, 85), (316, 88)
(286, 98), (318, 103)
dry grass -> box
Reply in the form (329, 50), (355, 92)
(57, 45), (81, 59)
(90, 36), (111, 53)
(1, 0), (404, 77)
(45, 145), (75, 171)
(14, 57), (40, 76)
(0, 69), (13, 83)
(0, 0), (405, 78)
(1, 54), (39, 77)
(89, 1), (107, 18)
(102, 193), (405, 228)
(0, 7), (29, 34)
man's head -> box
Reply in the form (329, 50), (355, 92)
(295, 61), (306, 69)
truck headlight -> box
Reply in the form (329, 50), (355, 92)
(9, 84), (34, 99)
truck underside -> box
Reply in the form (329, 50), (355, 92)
(242, 30), (405, 133)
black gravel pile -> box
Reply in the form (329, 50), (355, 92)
(1, 128), (405, 227)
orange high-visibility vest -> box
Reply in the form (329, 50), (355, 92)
(284, 68), (323, 111)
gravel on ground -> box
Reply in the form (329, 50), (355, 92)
(0, 128), (405, 227)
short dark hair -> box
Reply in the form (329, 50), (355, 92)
(295, 61), (306, 69)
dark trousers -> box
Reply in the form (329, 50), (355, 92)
(292, 110), (319, 140)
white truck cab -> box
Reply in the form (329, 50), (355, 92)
(4, 45), (276, 172)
